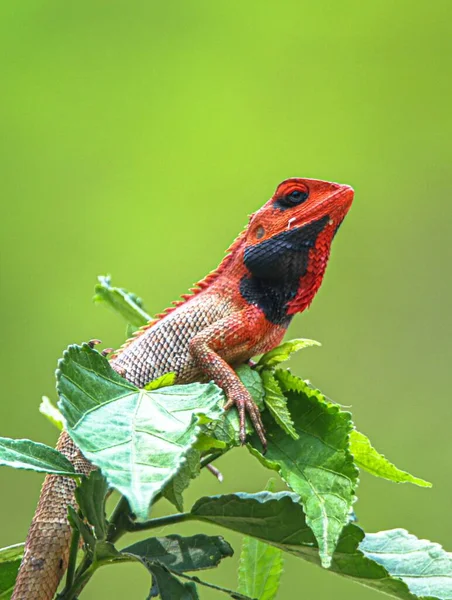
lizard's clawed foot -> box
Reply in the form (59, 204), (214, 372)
(87, 340), (113, 358)
(224, 394), (267, 452)
(88, 339), (102, 348)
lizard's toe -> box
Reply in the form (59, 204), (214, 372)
(224, 393), (267, 450)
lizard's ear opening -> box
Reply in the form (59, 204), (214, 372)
(255, 225), (265, 240)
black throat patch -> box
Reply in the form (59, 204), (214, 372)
(240, 215), (329, 325)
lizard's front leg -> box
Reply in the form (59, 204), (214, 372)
(189, 308), (267, 450)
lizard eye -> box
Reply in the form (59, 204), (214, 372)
(287, 189), (309, 204)
(274, 187), (309, 210)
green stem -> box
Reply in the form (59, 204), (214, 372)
(107, 495), (132, 543)
(59, 551), (93, 600)
(200, 450), (224, 469)
(179, 573), (254, 599)
(127, 511), (193, 533)
(59, 563), (97, 600)
(58, 528), (80, 597)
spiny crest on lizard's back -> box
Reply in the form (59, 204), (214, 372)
(110, 226), (249, 359)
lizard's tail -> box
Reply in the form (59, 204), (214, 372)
(12, 431), (94, 600)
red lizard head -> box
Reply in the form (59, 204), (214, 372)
(240, 178), (354, 320)
(150, 178), (353, 327)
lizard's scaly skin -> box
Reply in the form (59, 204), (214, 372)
(12, 178), (354, 599)
(12, 432), (94, 599)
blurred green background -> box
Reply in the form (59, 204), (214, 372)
(1, 1), (451, 598)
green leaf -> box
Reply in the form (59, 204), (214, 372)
(210, 409), (258, 450)
(93, 541), (123, 564)
(359, 529), (452, 598)
(349, 430), (432, 487)
(273, 370), (431, 489)
(249, 370), (358, 568)
(68, 506), (96, 553)
(207, 410), (245, 448)
(140, 562), (199, 600)
(122, 535), (235, 599)
(0, 544), (24, 600)
(192, 492), (315, 548)
(192, 492), (452, 599)
(123, 534), (233, 572)
(57, 344), (224, 519)
(68, 498), (122, 567)
(144, 372), (177, 391)
(237, 478), (283, 600)
(0, 437), (77, 476)
(193, 433), (227, 453)
(236, 365), (265, 410)
(257, 338), (320, 368)
(39, 396), (64, 430)
(261, 370), (298, 439)
(75, 470), (109, 540)
(162, 448), (201, 511)
(238, 535), (283, 600)
(93, 274), (151, 327)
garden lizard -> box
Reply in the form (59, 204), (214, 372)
(12, 177), (354, 599)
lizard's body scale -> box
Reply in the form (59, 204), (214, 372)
(12, 178), (354, 599)
(112, 292), (238, 386)
(110, 285), (288, 387)
(11, 433), (94, 599)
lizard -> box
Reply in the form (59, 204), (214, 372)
(12, 177), (354, 599)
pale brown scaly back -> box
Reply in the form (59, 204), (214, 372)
(12, 431), (94, 600)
